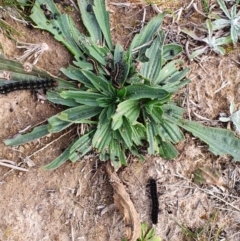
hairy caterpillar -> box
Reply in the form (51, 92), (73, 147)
(111, 62), (124, 89)
(149, 178), (159, 224)
(0, 79), (57, 94)
(87, 57), (99, 75)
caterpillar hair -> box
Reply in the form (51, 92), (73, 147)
(0, 79), (57, 94)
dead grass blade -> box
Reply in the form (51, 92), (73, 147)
(106, 163), (141, 241)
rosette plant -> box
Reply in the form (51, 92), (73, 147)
(3, 0), (240, 170)
(212, 0), (240, 43)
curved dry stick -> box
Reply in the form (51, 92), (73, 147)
(106, 163), (141, 241)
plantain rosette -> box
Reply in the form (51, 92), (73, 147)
(4, 0), (240, 170)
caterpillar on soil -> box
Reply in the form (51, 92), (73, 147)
(0, 79), (57, 94)
(149, 178), (159, 224)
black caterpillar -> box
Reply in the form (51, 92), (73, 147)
(111, 62), (124, 89)
(149, 178), (159, 224)
(0, 79), (57, 94)
(87, 57), (99, 75)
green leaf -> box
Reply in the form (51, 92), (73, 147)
(132, 122), (146, 146)
(0, 55), (52, 78)
(206, 19), (213, 38)
(162, 104), (185, 123)
(60, 90), (103, 106)
(48, 115), (73, 133)
(148, 236), (162, 241)
(231, 26), (238, 43)
(163, 44), (183, 61)
(157, 137), (178, 159)
(213, 45), (225, 55)
(56, 78), (78, 90)
(161, 78), (190, 93)
(144, 116), (157, 154)
(31, 1), (107, 64)
(99, 106), (114, 122)
(60, 66), (95, 89)
(144, 104), (163, 123)
(166, 67), (189, 84)
(129, 146), (145, 161)
(145, 227), (155, 240)
(217, 0), (231, 19)
(231, 101), (238, 118)
(30, 1), (83, 60)
(181, 28), (202, 41)
(158, 121), (184, 143)
(140, 31), (165, 83)
(123, 49), (134, 83)
(117, 87), (127, 98)
(43, 145), (71, 170)
(230, 4), (237, 18)
(47, 91), (79, 107)
(81, 69), (111, 95)
(69, 131), (94, 162)
(141, 223), (148, 239)
(96, 97), (113, 107)
(214, 35), (232, 46)
(109, 138), (127, 169)
(92, 113), (112, 152)
(58, 105), (102, 123)
(177, 119), (240, 160)
(189, 47), (208, 60)
(130, 13), (165, 57)
(112, 99), (140, 130)
(160, 68), (190, 93)
(77, 0), (102, 44)
(193, 167), (224, 186)
(107, 104), (116, 119)
(212, 19), (230, 31)
(231, 110), (240, 133)
(125, 84), (170, 101)
(92, 123), (112, 152)
(219, 117), (230, 122)
(139, 223), (162, 241)
(93, 0), (113, 49)
(154, 60), (184, 84)
(114, 43), (124, 64)
(119, 117), (133, 148)
(4, 125), (49, 146)
(111, 116), (123, 130)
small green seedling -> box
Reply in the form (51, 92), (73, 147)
(194, 167), (225, 187)
(182, 19), (232, 60)
(137, 223), (161, 241)
(177, 212), (226, 241)
(122, 222), (161, 241)
(201, 0), (210, 15)
(219, 102), (240, 133)
(212, 0), (240, 43)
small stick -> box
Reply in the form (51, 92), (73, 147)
(28, 128), (75, 158)
(140, 7), (146, 31)
(214, 80), (230, 94)
(0, 159), (29, 171)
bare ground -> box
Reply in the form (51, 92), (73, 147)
(0, 1), (240, 241)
